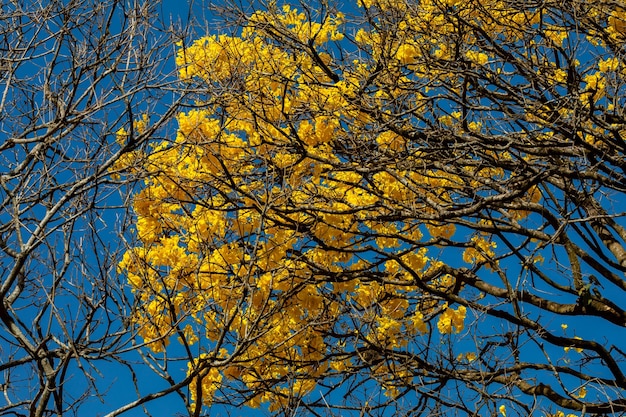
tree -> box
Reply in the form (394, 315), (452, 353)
(0, 1), (188, 416)
(118, 0), (626, 416)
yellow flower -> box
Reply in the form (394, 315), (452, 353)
(465, 50), (489, 65)
(545, 29), (567, 45)
(437, 305), (467, 334)
(456, 352), (477, 362)
(396, 43), (419, 64)
(598, 57), (619, 72)
(115, 127), (128, 145)
(499, 404), (507, 417)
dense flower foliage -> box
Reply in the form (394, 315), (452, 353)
(116, 1), (626, 415)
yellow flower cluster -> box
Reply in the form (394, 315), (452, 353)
(437, 305), (467, 334)
(188, 356), (223, 408)
(462, 236), (497, 267)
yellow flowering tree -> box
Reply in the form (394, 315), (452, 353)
(118, 0), (626, 415)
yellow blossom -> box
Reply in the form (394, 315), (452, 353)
(466, 50), (489, 65)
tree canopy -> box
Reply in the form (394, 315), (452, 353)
(117, 0), (626, 416)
